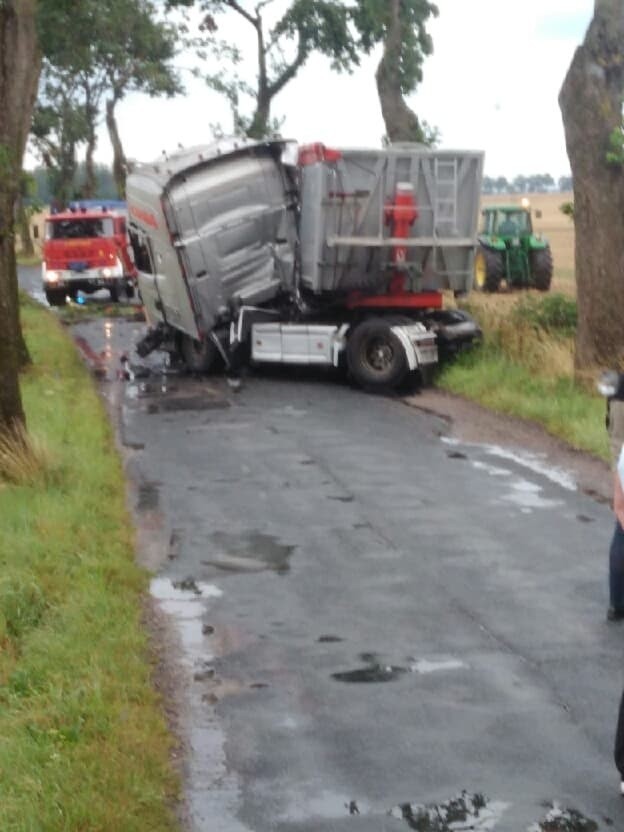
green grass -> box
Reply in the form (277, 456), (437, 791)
(16, 253), (42, 267)
(437, 342), (609, 461)
(56, 300), (144, 325)
(0, 296), (179, 831)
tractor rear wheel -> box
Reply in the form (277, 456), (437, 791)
(474, 246), (504, 292)
(531, 246), (553, 291)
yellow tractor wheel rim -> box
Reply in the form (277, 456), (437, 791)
(474, 252), (486, 289)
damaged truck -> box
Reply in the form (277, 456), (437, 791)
(126, 138), (484, 391)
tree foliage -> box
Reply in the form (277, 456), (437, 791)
(171, 0), (437, 143)
(354, 0), (438, 144)
(33, 0), (181, 202)
(172, 0), (363, 139)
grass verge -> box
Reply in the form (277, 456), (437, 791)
(438, 291), (610, 462)
(0, 295), (178, 831)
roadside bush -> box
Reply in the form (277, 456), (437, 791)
(511, 293), (577, 337)
(459, 294), (575, 379)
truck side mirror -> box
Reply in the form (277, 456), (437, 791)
(598, 370), (624, 399)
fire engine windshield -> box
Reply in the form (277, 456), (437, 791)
(45, 217), (115, 240)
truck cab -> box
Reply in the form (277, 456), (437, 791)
(42, 203), (137, 306)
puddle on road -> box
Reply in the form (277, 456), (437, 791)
(527, 802), (599, 832)
(202, 531), (295, 575)
(332, 664), (407, 683)
(501, 479), (565, 512)
(150, 577), (222, 660)
(333, 652), (468, 683)
(137, 480), (160, 512)
(149, 576), (248, 829)
(442, 437), (577, 493)
(389, 791), (509, 831)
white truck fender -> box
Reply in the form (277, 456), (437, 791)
(390, 326), (419, 371)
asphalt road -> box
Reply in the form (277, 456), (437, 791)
(18, 267), (624, 832)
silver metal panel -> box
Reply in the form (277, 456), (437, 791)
(127, 140), (297, 337)
(299, 144), (484, 295)
(252, 323), (337, 365)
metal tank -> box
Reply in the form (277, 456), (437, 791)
(298, 144), (484, 295)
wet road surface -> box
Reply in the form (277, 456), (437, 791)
(19, 268), (624, 832)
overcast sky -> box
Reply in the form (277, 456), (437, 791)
(57, 0), (595, 179)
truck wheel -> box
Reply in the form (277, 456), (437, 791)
(180, 333), (219, 374)
(125, 283), (136, 300)
(346, 318), (408, 390)
(45, 289), (66, 307)
(474, 246), (503, 292)
(531, 246), (553, 291)
(109, 284), (120, 302)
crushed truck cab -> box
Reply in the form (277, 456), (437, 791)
(127, 138), (484, 390)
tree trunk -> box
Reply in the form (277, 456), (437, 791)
(0, 0), (41, 433)
(559, 0), (624, 373)
(375, 0), (426, 144)
(106, 98), (126, 198)
(16, 193), (34, 258)
(247, 14), (269, 139)
(84, 129), (97, 198)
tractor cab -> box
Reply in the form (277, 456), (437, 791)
(480, 206), (532, 239)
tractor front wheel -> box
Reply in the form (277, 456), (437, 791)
(474, 246), (504, 292)
(531, 246), (553, 291)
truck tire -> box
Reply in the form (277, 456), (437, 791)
(180, 333), (219, 374)
(474, 246), (503, 292)
(346, 318), (408, 391)
(45, 288), (67, 307)
(109, 284), (120, 302)
(531, 246), (553, 291)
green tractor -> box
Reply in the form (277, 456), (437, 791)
(474, 204), (553, 292)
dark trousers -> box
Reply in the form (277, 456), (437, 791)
(616, 689), (624, 777)
(610, 521), (624, 611)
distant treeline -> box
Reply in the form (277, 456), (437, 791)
(482, 174), (573, 194)
(26, 163), (117, 206)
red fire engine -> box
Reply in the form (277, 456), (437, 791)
(42, 201), (137, 306)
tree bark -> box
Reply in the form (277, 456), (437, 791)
(0, 0), (41, 433)
(246, 12), (269, 139)
(16, 193), (34, 257)
(559, 0), (624, 373)
(84, 103), (97, 198)
(375, 0), (426, 144)
(106, 97), (127, 198)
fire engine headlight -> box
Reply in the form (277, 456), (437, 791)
(45, 271), (59, 283)
(101, 267), (112, 278)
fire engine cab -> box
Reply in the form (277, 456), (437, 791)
(42, 200), (137, 306)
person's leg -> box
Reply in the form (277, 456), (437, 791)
(609, 520), (624, 615)
(615, 688), (624, 784)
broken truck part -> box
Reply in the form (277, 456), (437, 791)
(126, 138), (484, 390)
